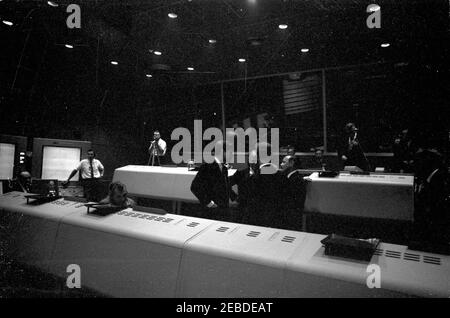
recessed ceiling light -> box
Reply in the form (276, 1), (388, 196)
(208, 39), (217, 44)
(65, 44), (74, 49)
(110, 61), (118, 65)
(168, 13), (178, 19)
(238, 58), (246, 63)
(278, 24), (288, 30)
(301, 48), (309, 53)
(368, 4), (380, 12)
(381, 43), (390, 48)
(146, 74), (152, 78)
(154, 51), (162, 55)
(187, 67), (194, 71)
(2, 20), (13, 26)
(47, 1), (58, 7)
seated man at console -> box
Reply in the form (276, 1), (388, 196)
(99, 181), (135, 208)
(190, 140), (236, 220)
(312, 147), (327, 171)
(8, 171), (32, 193)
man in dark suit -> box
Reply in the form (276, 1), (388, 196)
(413, 147), (450, 246)
(337, 123), (370, 171)
(278, 156), (307, 230)
(190, 141), (236, 220)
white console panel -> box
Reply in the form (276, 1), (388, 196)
(1, 191), (448, 298)
(283, 233), (449, 297)
(178, 222), (308, 297)
(0, 192), (85, 271)
(49, 210), (216, 297)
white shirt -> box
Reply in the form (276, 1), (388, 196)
(149, 139), (167, 156)
(76, 159), (104, 179)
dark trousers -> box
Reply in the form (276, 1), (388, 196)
(81, 178), (102, 202)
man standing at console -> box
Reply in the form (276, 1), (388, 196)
(148, 130), (167, 166)
(338, 122), (370, 171)
(63, 149), (104, 201)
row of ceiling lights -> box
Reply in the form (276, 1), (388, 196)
(1, 2), (391, 79)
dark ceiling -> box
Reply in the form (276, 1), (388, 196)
(1, 0), (448, 89)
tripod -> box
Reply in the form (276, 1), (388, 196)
(147, 141), (161, 166)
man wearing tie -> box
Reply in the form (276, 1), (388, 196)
(338, 122), (370, 171)
(148, 130), (167, 166)
(63, 149), (104, 201)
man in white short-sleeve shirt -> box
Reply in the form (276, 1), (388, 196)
(148, 130), (167, 166)
(63, 149), (104, 201)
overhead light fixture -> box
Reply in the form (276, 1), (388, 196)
(187, 67), (194, 71)
(301, 48), (309, 53)
(2, 20), (13, 26)
(154, 51), (162, 55)
(146, 74), (152, 78)
(381, 43), (390, 48)
(110, 61), (118, 65)
(47, 1), (59, 7)
(168, 13), (178, 19)
(208, 39), (217, 44)
(278, 24), (288, 30)
(238, 58), (246, 63)
(65, 44), (74, 49)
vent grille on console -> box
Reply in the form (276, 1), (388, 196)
(374, 248), (384, 256)
(246, 231), (261, 238)
(373, 249), (441, 266)
(423, 256), (441, 265)
(281, 236), (296, 243)
(187, 222), (200, 228)
(216, 227), (229, 233)
(118, 212), (174, 223)
(385, 250), (401, 259)
(403, 252), (420, 262)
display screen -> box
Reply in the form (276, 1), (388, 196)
(41, 146), (81, 181)
(0, 143), (15, 179)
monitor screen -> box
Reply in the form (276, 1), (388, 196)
(0, 143), (15, 179)
(41, 146), (81, 181)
